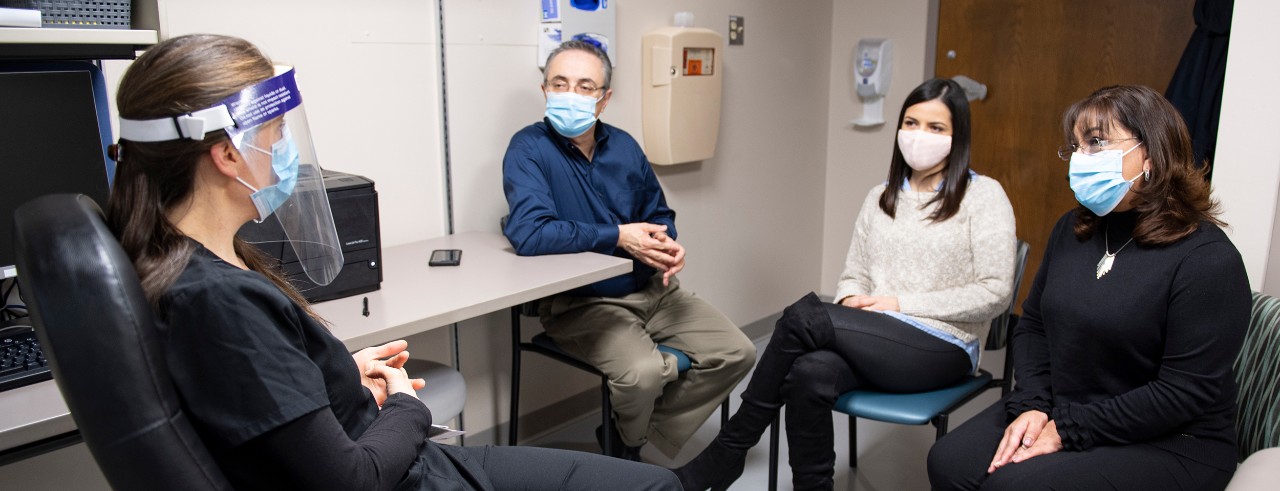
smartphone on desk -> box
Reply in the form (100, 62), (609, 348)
(429, 249), (462, 266)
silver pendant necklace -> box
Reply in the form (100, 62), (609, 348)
(1097, 227), (1135, 279)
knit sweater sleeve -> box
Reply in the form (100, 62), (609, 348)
(833, 187), (882, 303)
(895, 178), (1017, 323)
(1051, 239), (1250, 451)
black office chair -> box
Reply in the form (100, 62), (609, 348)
(13, 194), (233, 490)
(508, 302), (730, 454)
(766, 240), (1030, 490)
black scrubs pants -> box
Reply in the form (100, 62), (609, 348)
(927, 399), (1235, 491)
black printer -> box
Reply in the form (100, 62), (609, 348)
(237, 170), (382, 303)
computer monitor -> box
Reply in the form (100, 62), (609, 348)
(0, 61), (114, 279)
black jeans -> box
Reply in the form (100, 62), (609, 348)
(927, 399), (1234, 491)
(744, 293), (971, 489)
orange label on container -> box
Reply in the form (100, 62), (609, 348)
(682, 47), (714, 76)
(687, 59), (703, 75)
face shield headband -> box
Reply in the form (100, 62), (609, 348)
(117, 67), (345, 287)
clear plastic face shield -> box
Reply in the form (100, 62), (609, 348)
(118, 66), (344, 286)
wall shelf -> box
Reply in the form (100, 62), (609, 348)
(1, 1), (161, 60)
(0, 28), (157, 60)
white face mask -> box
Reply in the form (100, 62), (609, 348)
(897, 129), (953, 171)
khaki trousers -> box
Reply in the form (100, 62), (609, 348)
(539, 274), (756, 458)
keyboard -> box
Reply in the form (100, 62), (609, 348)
(0, 323), (52, 392)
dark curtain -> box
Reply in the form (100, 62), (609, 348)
(1165, 0), (1233, 181)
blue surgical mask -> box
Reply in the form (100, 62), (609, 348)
(545, 91), (602, 138)
(237, 127), (300, 222)
(1068, 142), (1143, 216)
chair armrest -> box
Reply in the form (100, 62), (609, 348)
(1226, 447), (1280, 491)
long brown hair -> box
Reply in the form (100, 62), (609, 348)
(879, 78), (973, 222)
(106, 34), (320, 319)
(1063, 85), (1223, 245)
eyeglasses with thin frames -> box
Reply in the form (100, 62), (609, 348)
(1057, 137), (1140, 161)
(546, 79), (603, 97)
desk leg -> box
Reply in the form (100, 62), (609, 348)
(509, 307), (521, 446)
(450, 322), (465, 447)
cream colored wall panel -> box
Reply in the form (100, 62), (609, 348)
(151, 0), (448, 245)
(444, 0), (539, 47)
(444, 44), (545, 234)
(820, 0), (931, 295)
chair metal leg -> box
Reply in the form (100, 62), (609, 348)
(509, 307), (521, 446)
(601, 376), (614, 456)
(768, 414), (780, 491)
(849, 415), (858, 470)
(1001, 332), (1016, 396)
(721, 398), (730, 427)
(934, 413), (949, 440)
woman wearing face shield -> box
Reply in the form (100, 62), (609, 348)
(675, 78), (1017, 491)
(927, 85), (1249, 491)
(106, 34), (679, 491)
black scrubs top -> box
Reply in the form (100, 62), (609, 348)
(157, 244), (436, 489)
(158, 245), (378, 445)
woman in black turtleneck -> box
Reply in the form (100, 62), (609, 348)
(928, 85), (1249, 491)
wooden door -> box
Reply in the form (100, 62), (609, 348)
(935, 0), (1195, 308)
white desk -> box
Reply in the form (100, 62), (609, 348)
(0, 231), (630, 462)
(318, 231), (630, 351)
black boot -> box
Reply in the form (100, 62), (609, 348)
(674, 401), (776, 491)
(677, 293), (836, 490)
(781, 351), (855, 491)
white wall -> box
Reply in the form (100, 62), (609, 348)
(1215, 0), (1280, 294)
(104, 0), (450, 246)
(819, 0), (932, 294)
(441, 0), (834, 442)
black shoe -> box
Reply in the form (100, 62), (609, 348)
(595, 424), (643, 461)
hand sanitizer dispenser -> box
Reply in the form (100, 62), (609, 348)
(852, 38), (892, 127)
(641, 18), (723, 165)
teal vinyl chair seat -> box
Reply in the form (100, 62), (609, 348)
(834, 371), (995, 426)
(658, 345), (694, 372)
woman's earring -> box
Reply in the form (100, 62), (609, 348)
(1143, 168), (1151, 181)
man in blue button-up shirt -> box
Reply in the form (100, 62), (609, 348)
(502, 41), (755, 461)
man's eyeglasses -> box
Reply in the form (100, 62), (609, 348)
(546, 80), (603, 97)
(1057, 137), (1140, 161)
